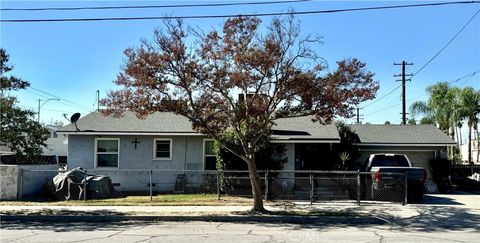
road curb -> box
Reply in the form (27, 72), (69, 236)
(0, 214), (388, 225)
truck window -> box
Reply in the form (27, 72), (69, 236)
(370, 155), (410, 167)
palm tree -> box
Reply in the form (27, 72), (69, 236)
(449, 87), (464, 147)
(409, 83), (464, 159)
(409, 83), (459, 136)
(460, 87), (480, 164)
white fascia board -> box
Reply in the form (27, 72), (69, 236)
(58, 132), (203, 136)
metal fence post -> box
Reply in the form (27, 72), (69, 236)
(264, 170), (269, 201)
(357, 170), (361, 206)
(310, 173), (313, 204)
(216, 171), (221, 200)
(149, 170), (153, 201)
(404, 173), (408, 206)
(83, 169), (87, 201)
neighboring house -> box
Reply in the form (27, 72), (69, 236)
(0, 145), (14, 156)
(58, 112), (455, 191)
(1, 125), (67, 161)
(349, 124), (456, 179)
(42, 125), (68, 158)
(460, 139), (480, 164)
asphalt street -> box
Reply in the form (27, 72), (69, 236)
(1, 220), (479, 243)
(1, 193), (479, 242)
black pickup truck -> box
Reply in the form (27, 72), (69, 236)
(363, 153), (428, 202)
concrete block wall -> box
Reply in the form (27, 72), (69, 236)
(0, 165), (19, 200)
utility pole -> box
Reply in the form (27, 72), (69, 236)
(356, 107), (363, 124)
(394, 61), (413, 125)
(96, 90), (100, 112)
(37, 98), (61, 123)
(37, 99), (41, 123)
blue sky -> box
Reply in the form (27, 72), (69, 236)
(1, 0), (479, 127)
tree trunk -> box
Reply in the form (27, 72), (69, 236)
(245, 155), (266, 213)
(468, 125), (472, 164)
(459, 126), (463, 145)
(476, 129), (479, 163)
(455, 127), (462, 148)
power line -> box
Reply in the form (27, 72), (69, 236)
(413, 7), (480, 76)
(363, 85), (402, 108)
(25, 88), (93, 112)
(28, 86), (92, 111)
(366, 103), (402, 116)
(367, 70), (480, 115)
(448, 70), (480, 84)
(1, 0), (309, 11)
(2, 1), (478, 23)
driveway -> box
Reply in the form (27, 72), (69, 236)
(290, 191), (480, 232)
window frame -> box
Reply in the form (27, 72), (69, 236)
(203, 139), (216, 170)
(94, 138), (120, 169)
(153, 138), (173, 160)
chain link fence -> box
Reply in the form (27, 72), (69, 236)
(16, 169), (408, 204)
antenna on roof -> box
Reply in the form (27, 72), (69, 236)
(70, 113), (81, 131)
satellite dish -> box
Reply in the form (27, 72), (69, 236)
(70, 113), (81, 123)
(69, 113), (81, 131)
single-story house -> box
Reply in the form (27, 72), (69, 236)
(58, 112), (455, 191)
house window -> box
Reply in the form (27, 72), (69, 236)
(154, 138), (172, 160)
(95, 138), (119, 168)
(204, 139), (216, 170)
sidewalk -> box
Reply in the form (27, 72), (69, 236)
(1, 193), (479, 227)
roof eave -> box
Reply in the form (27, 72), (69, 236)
(353, 143), (457, 146)
(271, 139), (340, 144)
(58, 131), (203, 136)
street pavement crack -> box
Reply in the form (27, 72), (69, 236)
(7, 232), (40, 242)
(373, 230), (385, 243)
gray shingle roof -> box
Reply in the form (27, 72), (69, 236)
(58, 112), (196, 134)
(59, 112), (340, 142)
(349, 124), (456, 145)
(271, 115), (340, 142)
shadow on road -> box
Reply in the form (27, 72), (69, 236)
(0, 221), (159, 233)
(417, 194), (464, 206)
(2, 193), (479, 233)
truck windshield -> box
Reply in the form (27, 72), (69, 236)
(371, 155), (410, 167)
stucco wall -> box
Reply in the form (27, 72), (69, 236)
(68, 135), (204, 170)
(274, 143), (295, 193)
(68, 135), (205, 191)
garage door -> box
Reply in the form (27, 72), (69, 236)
(357, 150), (435, 179)
(402, 151), (435, 180)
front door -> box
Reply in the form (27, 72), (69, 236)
(294, 143), (335, 171)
